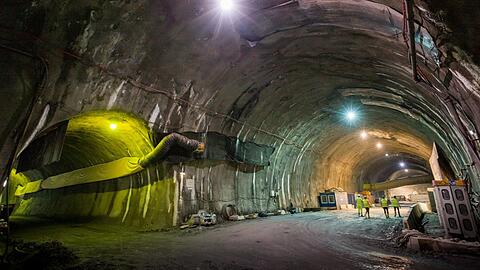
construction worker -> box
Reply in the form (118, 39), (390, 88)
(363, 196), (370, 219)
(356, 195), (363, 217)
(380, 195), (389, 218)
(391, 196), (401, 217)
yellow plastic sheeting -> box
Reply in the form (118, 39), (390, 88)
(2, 169), (33, 202)
(15, 180), (42, 196)
(41, 157), (144, 189)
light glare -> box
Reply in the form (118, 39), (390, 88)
(404, 169), (409, 172)
(219, 0), (234, 12)
(399, 162), (406, 168)
(109, 123), (117, 130)
(376, 142), (383, 149)
(346, 110), (357, 121)
(360, 131), (368, 139)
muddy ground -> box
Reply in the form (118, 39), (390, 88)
(1, 208), (479, 269)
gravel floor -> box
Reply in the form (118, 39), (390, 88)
(3, 208), (479, 270)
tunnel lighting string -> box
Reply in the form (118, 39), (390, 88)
(4, 18), (468, 169)
(1, 39), (439, 174)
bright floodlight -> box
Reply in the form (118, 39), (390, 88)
(346, 110), (357, 121)
(109, 123), (117, 130)
(360, 130), (368, 139)
(376, 142), (383, 149)
(404, 169), (409, 173)
(219, 0), (234, 12)
(385, 153), (389, 157)
(399, 162), (406, 168)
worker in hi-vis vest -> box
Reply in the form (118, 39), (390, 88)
(391, 196), (401, 217)
(356, 195), (363, 217)
(380, 196), (389, 218)
(362, 196), (370, 219)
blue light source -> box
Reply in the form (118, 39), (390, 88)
(345, 110), (357, 122)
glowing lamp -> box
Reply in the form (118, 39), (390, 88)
(346, 110), (357, 121)
(219, 0), (234, 12)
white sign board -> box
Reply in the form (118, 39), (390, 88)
(186, 178), (195, 190)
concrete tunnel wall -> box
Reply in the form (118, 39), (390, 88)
(1, 0), (480, 228)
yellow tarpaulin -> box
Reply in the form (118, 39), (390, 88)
(14, 132), (202, 196)
(15, 157), (144, 196)
(42, 157), (143, 189)
(15, 180), (42, 196)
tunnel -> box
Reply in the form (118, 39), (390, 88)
(1, 0), (480, 269)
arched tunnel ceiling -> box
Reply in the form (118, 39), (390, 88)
(3, 0), (479, 197)
(185, 0), (461, 191)
(360, 152), (431, 183)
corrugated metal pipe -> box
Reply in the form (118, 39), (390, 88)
(139, 133), (204, 167)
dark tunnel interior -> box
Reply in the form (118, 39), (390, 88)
(1, 0), (480, 269)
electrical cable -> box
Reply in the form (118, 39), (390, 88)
(0, 26), (316, 153)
